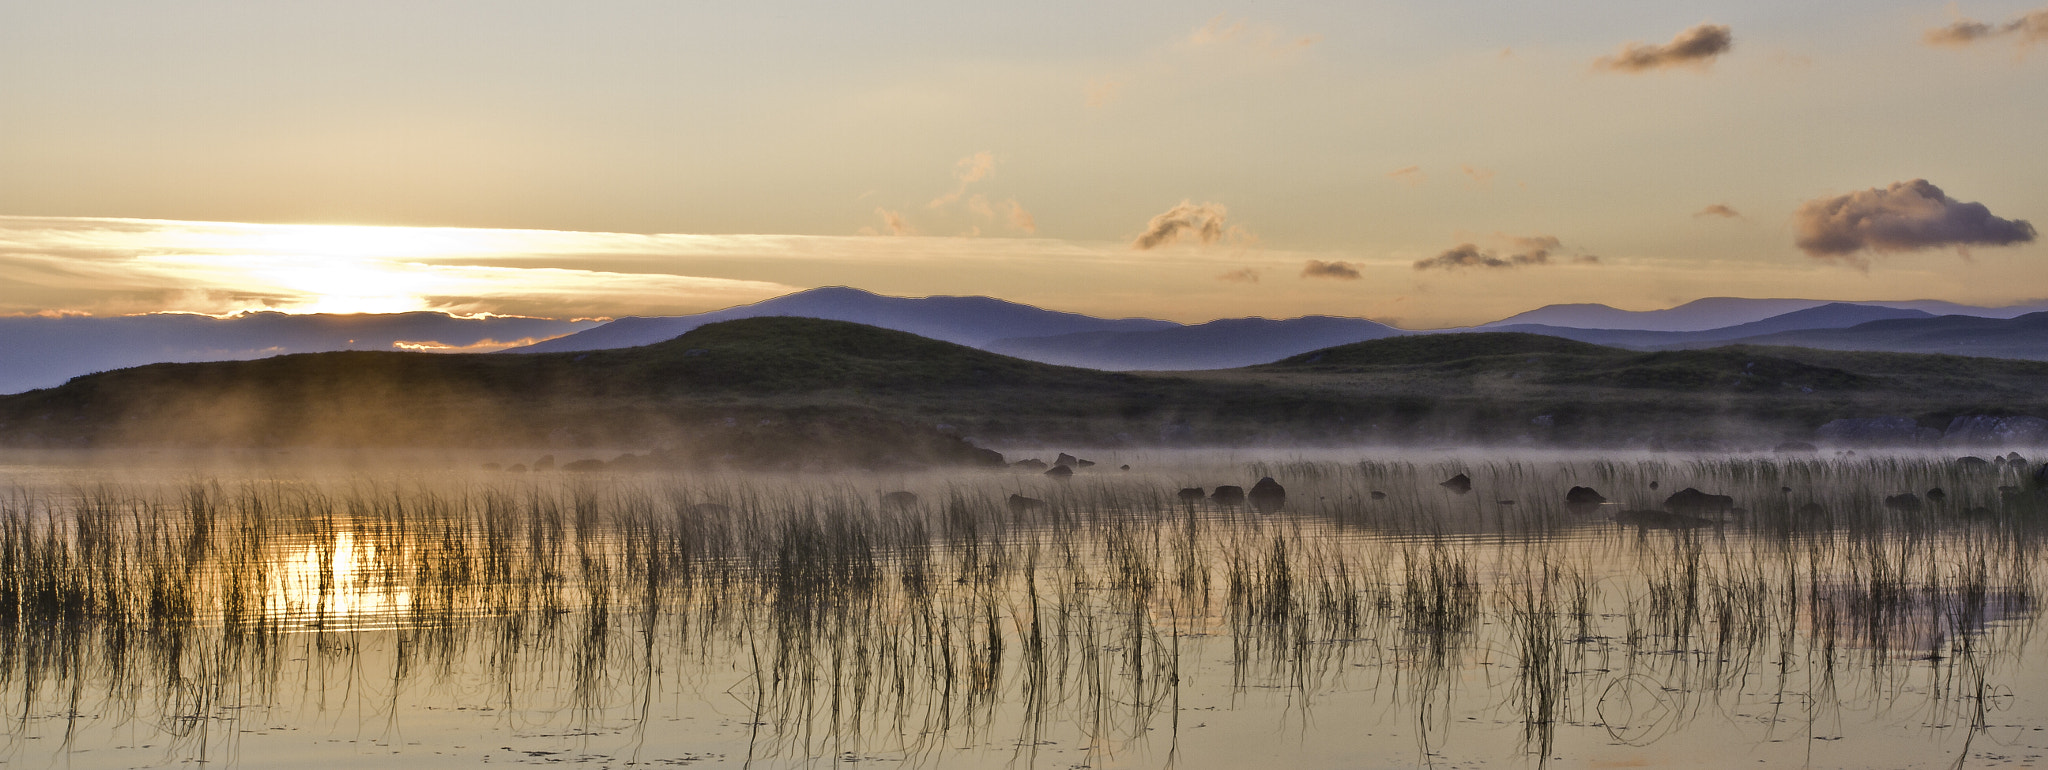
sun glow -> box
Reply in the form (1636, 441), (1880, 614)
(266, 532), (411, 631)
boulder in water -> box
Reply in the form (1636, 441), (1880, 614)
(1007, 494), (1047, 513)
(1883, 493), (1922, 512)
(1439, 474), (1473, 494)
(1177, 487), (1206, 502)
(1664, 488), (1734, 516)
(1045, 465), (1074, 479)
(1211, 485), (1246, 506)
(1248, 477), (1287, 513)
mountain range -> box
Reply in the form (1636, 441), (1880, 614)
(8, 316), (2048, 457)
(5, 287), (2048, 393)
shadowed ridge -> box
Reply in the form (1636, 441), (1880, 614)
(1264, 332), (1621, 369)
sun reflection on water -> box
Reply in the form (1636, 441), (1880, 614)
(265, 531), (411, 631)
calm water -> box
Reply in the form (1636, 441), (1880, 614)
(3, 451), (2045, 768)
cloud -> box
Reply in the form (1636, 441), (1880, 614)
(1132, 201), (1243, 250)
(1594, 24), (1734, 72)
(1695, 204), (1742, 219)
(873, 208), (917, 236)
(929, 152), (997, 208)
(1413, 234), (1578, 271)
(1217, 268), (1260, 283)
(1793, 179), (2036, 261)
(1460, 165), (1496, 188)
(1003, 200), (1037, 234)
(1387, 166), (1426, 187)
(1300, 260), (1361, 280)
(1185, 16), (1321, 56)
(1924, 7), (2048, 49)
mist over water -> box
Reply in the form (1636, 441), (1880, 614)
(3, 449), (2046, 768)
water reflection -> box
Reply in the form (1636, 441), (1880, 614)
(0, 456), (2043, 768)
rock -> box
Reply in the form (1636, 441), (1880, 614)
(1883, 493), (1923, 512)
(1248, 477), (1286, 513)
(1369, 490), (1388, 500)
(506, 463), (527, 474)
(1013, 459), (1049, 470)
(2010, 452), (2030, 464)
(1177, 487), (1206, 502)
(1957, 456), (1991, 468)
(1120, 464), (1131, 471)
(966, 447), (1007, 467)
(882, 491), (920, 508)
(1773, 441), (1818, 453)
(1211, 485), (1246, 506)
(1926, 487), (1947, 502)
(1077, 459), (1096, 467)
(1942, 415), (2048, 446)
(1007, 494), (1047, 513)
(1055, 453), (1080, 468)
(1664, 488), (1734, 516)
(1565, 486), (1607, 504)
(1439, 474), (1473, 494)
(1614, 510), (1715, 529)
(1044, 465), (1074, 479)
(1816, 416), (1939, 446)
(1649, 481), (1659, 490)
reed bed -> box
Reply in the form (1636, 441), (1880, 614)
(1, 454), (2044, 767)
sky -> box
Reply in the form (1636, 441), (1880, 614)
(2, 1), (2043, 329)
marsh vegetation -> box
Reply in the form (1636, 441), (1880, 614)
(3, 452), (2046, 768)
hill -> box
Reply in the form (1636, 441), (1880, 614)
(6, 321), (2048, 457)
(0, 311), (598, 394)
(514, 285), (1178, 352)
(983, 316), (1406, 370)
(1719, 312), (2048, 360)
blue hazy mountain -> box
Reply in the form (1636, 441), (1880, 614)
(1481, 303), (1937, 348)
(0, 312), (598, 394)
(514, 286), (1179, 352)
(1484, 297), (2046, 333)
(984, 316), (1408, 370)
(1719, 312), (2048, 360)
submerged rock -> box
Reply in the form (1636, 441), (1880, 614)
(1007, 494), (1047, 513)
(1369, 490), (1388, 501)
(1211, 485), (1246, 506)
(1044, 465), (1074, 479)
(1439, 474), (1473, 494)
(1883, 493), (1923, 512)
(1177, 487), (1206, 502)
(1564, 486), (1607, 513)
(1926, 487), (1948, 502)
(1248, 477), (1287, 513)
(1664, 488), (1734, 516)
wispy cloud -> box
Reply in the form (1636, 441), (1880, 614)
(929, 152), (996, 208)
(1300, 260), (1361, 280)
(1793, 179), (2036, 264)
(1460, 165), (1497, 189)
(1695, 204), (1742, 219)
(1184, 15), (1321, 57)
(871, 208), (917, 236)
(1594, 24), (1734, 73)
(1925, 7), (2048, 50)
(1132, 201), (1248, 250)
(1413, 234), (1589, 271)
(1217, 268), (1260, 283)
(1387, 166), (1426, 187)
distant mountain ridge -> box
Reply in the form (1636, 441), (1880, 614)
(514, 286), (1177, 352)
(984, 316), (1407, 371)
(0, 312), (597, 394)
(1485, 297), (2048, 332)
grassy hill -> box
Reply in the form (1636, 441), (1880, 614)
(4, 319), (2047, 459)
